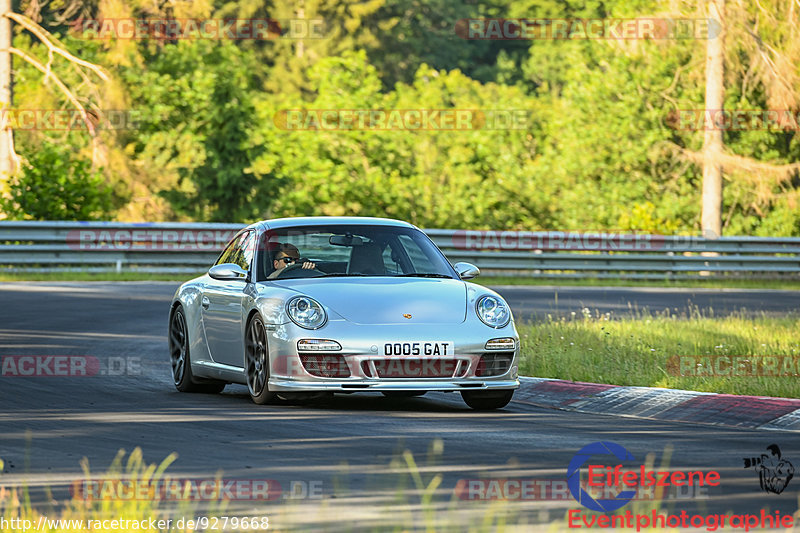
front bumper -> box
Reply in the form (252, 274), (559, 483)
(268, 378), (519, 392)
(264, 319), (520, 392)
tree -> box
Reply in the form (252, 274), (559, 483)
(0, 0), (12, 186)
(253, 51), (541, 228)
(0, 141), (114, 220)
(123, 40), (271, 221)
(701, 0), (725, 239)
(0, 0), (110, 206)
(669, 0), (800, 236)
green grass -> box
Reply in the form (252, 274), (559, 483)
(1, 444), (519, 532)
(0, 449), (211, 532)
(475, 276), (800, 290)
(4, 441), (789, 531)
(517, 310), (800, 398)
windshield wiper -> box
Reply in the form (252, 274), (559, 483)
(393, 273), (452, 278)
(319, 272), (370, 277)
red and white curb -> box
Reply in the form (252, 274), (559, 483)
(516, 377), (800, 432)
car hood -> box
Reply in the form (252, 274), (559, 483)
(271, 277), (468, 325)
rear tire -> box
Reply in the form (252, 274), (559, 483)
(246, 313), (276, 405)
(169, 305), (225, 393)
(461, 390), (514, 410)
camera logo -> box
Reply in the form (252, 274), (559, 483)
(743, 444), (794, 494)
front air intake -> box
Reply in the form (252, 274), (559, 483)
(299, 354), (351, 378)
(475, 352), (513, 377)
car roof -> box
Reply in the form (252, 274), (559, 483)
(252, 216), (418, 231)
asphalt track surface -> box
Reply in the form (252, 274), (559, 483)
(1, 282), (799, 530)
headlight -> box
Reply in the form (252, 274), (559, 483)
(476, 295), (510, 328)
(287, 296), (327, 329)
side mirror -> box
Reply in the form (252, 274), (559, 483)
(454, 262), (480, 280)
(208, 263), (248, 281)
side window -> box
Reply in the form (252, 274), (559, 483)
(236, 231), (256, 270)
(214, 231), (253, 270)
(215, 235), (241, 266)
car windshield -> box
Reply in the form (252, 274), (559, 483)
(257, 224), (457, 281)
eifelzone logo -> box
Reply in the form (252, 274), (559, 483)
(743, 444), (795, 494)
(567, 441), (721, 512)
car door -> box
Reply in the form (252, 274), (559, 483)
(202, 230), (255, 367)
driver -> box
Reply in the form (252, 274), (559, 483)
(268, 243), (316, 278)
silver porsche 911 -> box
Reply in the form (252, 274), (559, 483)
(168, 217), (520, 409)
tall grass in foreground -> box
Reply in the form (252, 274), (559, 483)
(0, 444), (520, 532)
(517, 309), (800, 397)
(0, 449), (211, 533)
(4, 441), (798, 531)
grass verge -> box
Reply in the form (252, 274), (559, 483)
(517, 310), (800, 398)
(475, 276), (800, 290)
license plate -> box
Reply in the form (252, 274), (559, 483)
(382, 341), (454, 357)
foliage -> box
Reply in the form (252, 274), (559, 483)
(0, 448), (208, 533)
(0, 143), (115, 221)
(254, 51), (542, 228)
(2, 0), (799, 234)
(122, 40), (271, 222)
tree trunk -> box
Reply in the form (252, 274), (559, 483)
(296, 5), (305, 59)
(701, 0), (725, 239)
(0, 0), (13, 198)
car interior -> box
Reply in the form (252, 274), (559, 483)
(259, 234), (389, 279)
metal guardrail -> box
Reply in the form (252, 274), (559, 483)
(0, 221), (799, 279)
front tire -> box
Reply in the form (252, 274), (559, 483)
(169, 305), (225, 393)
(246, 313), (276, 405)
(461, 390), (514, 410)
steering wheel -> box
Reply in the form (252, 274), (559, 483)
(274, 261), (326, 279)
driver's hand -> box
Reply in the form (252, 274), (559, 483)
(301, 261), (316, 269)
